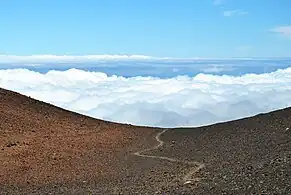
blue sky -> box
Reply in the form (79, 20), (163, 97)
(0, 0), (290, 58)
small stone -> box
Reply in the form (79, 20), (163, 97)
(6, 141), (17, 147)
(183, 181), (192, 185)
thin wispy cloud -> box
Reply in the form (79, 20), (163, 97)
(213, 1), (248, 18)
(223, 9), (248, 17)
(213, 0), (224, 6)
(271, 26), (291, 39)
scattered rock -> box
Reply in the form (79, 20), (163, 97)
(6, 141), (17, 147)
(183, 181), (192, 185)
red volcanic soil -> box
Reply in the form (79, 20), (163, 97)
(0, 88), (161, 194)
(1, 87), (291, 195)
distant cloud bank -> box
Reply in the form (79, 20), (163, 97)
(0, 54), (159, 64)
(0, 54), (287, 65)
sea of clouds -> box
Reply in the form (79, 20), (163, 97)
(1, 55), (291, 127)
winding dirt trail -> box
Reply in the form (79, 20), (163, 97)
(132, 129), (205, 183)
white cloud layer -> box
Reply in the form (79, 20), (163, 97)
(1, 68), (291, 128)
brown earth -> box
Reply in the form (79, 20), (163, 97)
(0, 87), (290, 194)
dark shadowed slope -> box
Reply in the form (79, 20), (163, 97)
(1, 87), (290, 195)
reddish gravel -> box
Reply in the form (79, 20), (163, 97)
(1, 87), (290, 195)
(0, 88), (160, 194)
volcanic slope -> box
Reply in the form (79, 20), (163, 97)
(0, 87), (290, 194)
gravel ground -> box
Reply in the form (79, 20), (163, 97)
(1, 87), (290, 194)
